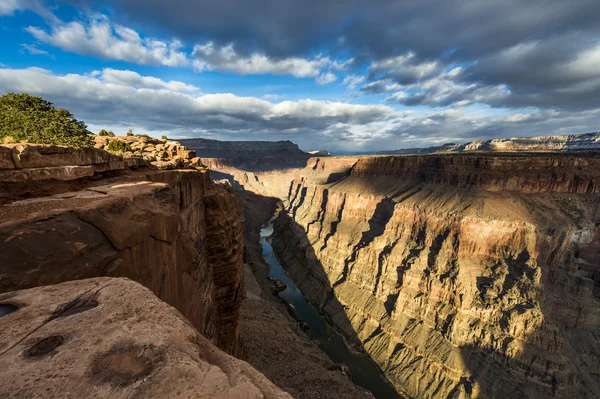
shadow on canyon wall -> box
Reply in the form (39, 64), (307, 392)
(269, 211), (406, 399)
(272, 187), (600, 399)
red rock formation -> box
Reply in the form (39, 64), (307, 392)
(0, 277), (290, 398)
(0, 144), (244, 357)
(271, 153), (600, 398)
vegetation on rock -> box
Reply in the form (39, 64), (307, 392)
(98, 130), (115, 137)
(106, 139), (132, 154)
(0, 92), (92, 148)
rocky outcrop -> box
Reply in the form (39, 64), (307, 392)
(94, 135), (201, 169)
(381, 132), (600, 154)
(0, 277), (291, 398)
(0, 144), (126, 182)
(0, 144), (244, 357)
(271, 153), (600, 398)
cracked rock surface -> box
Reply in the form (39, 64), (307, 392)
(0, 277), (291, 399)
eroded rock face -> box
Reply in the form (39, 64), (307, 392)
(380, 131), (600, 154)
(0, 278), (291, 399)
(0, 145), (245, 357)
(270, 153), (600, 398)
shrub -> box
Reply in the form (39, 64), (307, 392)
(126, 129), (133, 136)
(135, 133), (151, 139)
(98, 129), (115, 137)
(106, 139), (132, 154)
(0, 92), (92, 148)
(161, 135), (168, 140)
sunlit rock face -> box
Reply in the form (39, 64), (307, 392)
(380, 131), (600, 155)
(270, 153), (600, 398)
(0, 278), (291, 399)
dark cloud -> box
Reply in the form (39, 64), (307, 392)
(65, 0), (600, 59)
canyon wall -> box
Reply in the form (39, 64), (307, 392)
(380, 131), (600, 154)
(0, 144), (245, 357)
(271, 153), (600, 398)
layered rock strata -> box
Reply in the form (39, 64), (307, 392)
(271, 153), (600, 398)
(0, 144), (244, 357)
(0, 277), (290, 398)
(236, 190), (373, 398)
(380, 131), (600, 154)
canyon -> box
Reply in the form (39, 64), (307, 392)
(1, 134), (600, 399)
(203, 147), (600, 398)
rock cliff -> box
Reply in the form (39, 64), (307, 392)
(380, 132), (600, 154)
(270, 153), (600, 398)
(0, 277), (291, 398)
(0, 143), (244, 357)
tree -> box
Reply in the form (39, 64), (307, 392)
(0, 92), (92, 148)
(98, 129), (115, 137)
(126, 129), (133, 136)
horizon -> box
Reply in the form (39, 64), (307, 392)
(1, 0), (599, 152)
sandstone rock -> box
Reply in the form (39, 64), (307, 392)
(0, 146), (14, 169)
(0, 167), (245, 357)
(267, 153), (600, 399)
(0, 165), (96, 182)
(0, 278), (291, 399)
(5, 144), (115, 169)
(380, 131), (600, 154)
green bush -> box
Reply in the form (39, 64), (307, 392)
(0, 92), (92, 148)
(161, 135), (168, 140)
(106, 139), (132, 154)
(98, 129), (115, 137)
(135, 133), (151, 139)
(126, 129), (133, 136)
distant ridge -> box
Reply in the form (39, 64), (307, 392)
(179, 138), (308, 158)
(380, 132), (600, 154)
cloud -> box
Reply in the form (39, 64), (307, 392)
(99, 68), (200, 92)
(20, 43), (49, 55)
(0, 0), (23, 15)
(0, 0), (57, 21)
(316, 72), (337, 85)
(0, 67), (396, 150)
(369, 53), (443, 84)
(26, 16), (189, 67)
(192, 42), (348, 82)
(2, 66), (599, 152)
(342, 74), (365, 90)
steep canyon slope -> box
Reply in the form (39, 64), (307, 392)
(0, 143), (245, 357)
(265, 154), (600, 398)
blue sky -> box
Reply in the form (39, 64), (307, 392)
(1, 0), (599, 152)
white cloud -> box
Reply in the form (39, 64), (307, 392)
(0, 0), (22, 15)
(0, 67), (394, 137)
(316, 72), (337, 85)
(342, 74), (365, 89)
(192, 42), (349, 81)
(1, 66), (597, 152)
(26, 17), (189, 67)
(20, 43), (49, 56)
(100, 69), (200, 93)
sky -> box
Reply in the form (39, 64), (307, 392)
(1, 0), (599, 153)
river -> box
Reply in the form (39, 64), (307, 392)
(260, 223), (404, 399)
